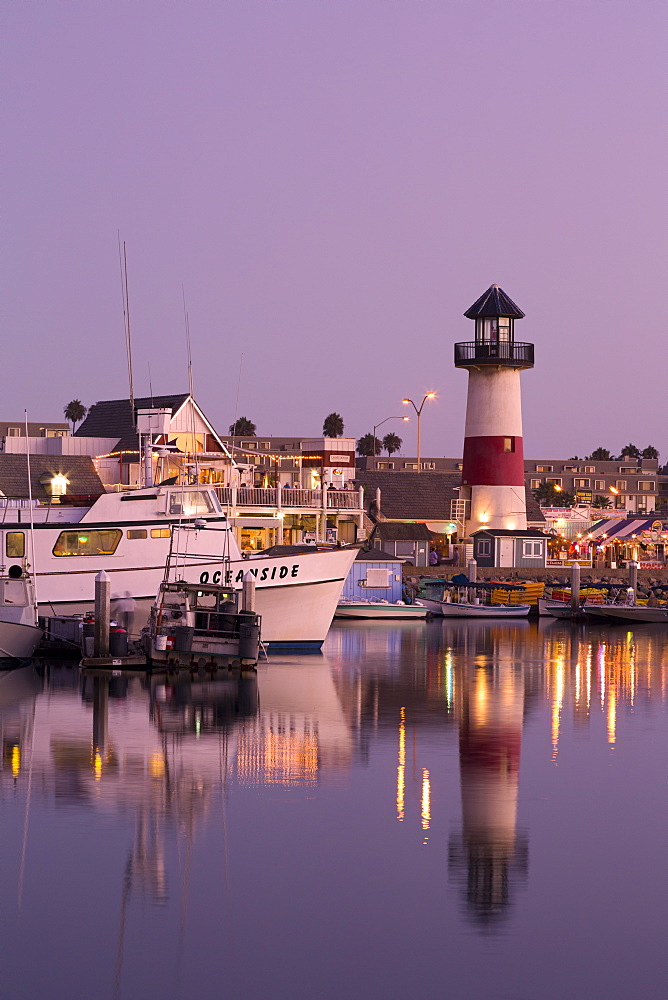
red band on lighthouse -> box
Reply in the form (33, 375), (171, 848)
(462, 436), (525, 486)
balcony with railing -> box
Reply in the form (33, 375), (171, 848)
(454, 341), (534, 368)
(213, 486), (364, 513)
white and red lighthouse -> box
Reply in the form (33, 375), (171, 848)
(455, 284), (533, 535)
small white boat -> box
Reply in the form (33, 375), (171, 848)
(334, 598), (428, 620)
(0, 568), (43, 661)
(584, 604), (668, 624)
(415, 578), (530, 619)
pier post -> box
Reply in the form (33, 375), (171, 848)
(242, 572), (256, 612)
(94, 570), (110, 657)
(467, 558), (477, 583)
(570, 562), (581, 612)
(628, 561), (638, 602)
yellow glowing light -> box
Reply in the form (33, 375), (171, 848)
(11, 744), (20, 777)
(479, 513), (489, 524)
(94, 751), (102, 780)
(421, 769), (431, 831)
(426, 392), (436, 399)
(402, 399), (410, 405)
(553, 485), (563, 492)
(149, 752), (166, 778)
(396, 707), (406, 822)
(609, 486), (619, 494)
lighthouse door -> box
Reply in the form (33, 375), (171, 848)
(499, 537), (514, 567)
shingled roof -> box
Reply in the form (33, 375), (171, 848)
(354, 471), (545, 523)
(0, 455), (105, 502)
(464, 284), (525, 320)
(75, 394), (190, 452)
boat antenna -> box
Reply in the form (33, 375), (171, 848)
(182, 286), (199, 484)
(231, 352), (243, 480)
(117, 233), (135, 415)
(23, 410), (38, 610)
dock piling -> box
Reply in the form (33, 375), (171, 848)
(628, 561), (638, 602)
(570, 562), (581, 612)
(242, 572), (256, 612)
(94, 570), (110, 657)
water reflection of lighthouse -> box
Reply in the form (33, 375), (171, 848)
(449, 658), (528, 925)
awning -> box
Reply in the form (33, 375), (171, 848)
(587, 518), (661, 541)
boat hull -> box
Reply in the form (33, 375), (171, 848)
(416, 600), (530, 618)
(334, 603), (428, 620)
(0, 620), (43, 660)
(585, 605), (668, 624)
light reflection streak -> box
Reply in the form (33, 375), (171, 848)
(421, 769), (430, 830)
(396, 707), (406, 822)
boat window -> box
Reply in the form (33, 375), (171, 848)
(53, 529), (122, 556)
(151, 527), (171, 538)
(168, 491), (214, 516)
(6, 532), (25, 558)
(127, 529), (147, 539)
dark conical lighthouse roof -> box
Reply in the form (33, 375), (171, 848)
(464, 284), (525, 320)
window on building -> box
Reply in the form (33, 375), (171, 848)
(44, 429), (68, 438)
(377, 462), (395, 469)
(574, 479), (590, 489)
(6, 532), (25, 558)
(563, 466), (580, 472)
(363, 569), (391, 588)
(615, 496), (626, 509)
(530, 479), (541, 489)
(536, 465), (553, 473)
(168, 491), (214, 516)
(595, 480), (605, 490)
(421, 461), (435, 470)
(546, 478), (562, 486)
(127, 529), (147, 539)
(584, 466), (596, 473)
(53, 529), (122, 556)
(403, 463), (419, 470)
(522, 541), (543, 557)
(503, 437), (515, 452)
(477, 540), (492, 556)
(151, 528), (171, 538)
(619, 467), (638, 473)
(638, 481), (655, 491)
(395, 541), (414, 557)
(6, 427), (21, 437)
(616, 480), (627, 491)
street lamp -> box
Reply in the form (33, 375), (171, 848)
(402, 393), (436, 473)
(372, 415), (409, 457)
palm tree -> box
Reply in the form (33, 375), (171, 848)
(642, 445), (659, 460)
(382, 433), (402, 456)
(617, 443), (641, 460)
(64, 399), (87, 433)
(357, 434), (382, 457)
(322, 412), (344, 437)
(229, 417), (256, 436)
(588, 447), (611, 460)
(591, 495), (612, 509)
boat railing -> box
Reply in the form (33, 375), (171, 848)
(213, 486), (364, 511)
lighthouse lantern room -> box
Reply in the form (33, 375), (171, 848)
(455, 284), (534, 539)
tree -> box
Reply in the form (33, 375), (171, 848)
(229, 417), (256, 436)
(617, 443), (641, 460)
(322, 412), (344, 437)
(588, 447), (611, 460)
(533, 482), (576, 507)
(642, 445), (659, 460)
(64, 399), (87, 433)
(357, 433), (382, 457)
(591, 495), (613, 509)
(382, 433), (402, 456)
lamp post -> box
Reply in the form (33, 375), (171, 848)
(402, 393), (435, 473)
(372, 415), (410, 457)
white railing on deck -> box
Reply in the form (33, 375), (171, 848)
(213, 485), (364, 511)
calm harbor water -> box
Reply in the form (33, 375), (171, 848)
(1, 619), (667, 1000)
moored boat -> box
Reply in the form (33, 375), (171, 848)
(0, 566), (42, 661)
(334, 598), (428, 620)
(415, 578), (531, 619)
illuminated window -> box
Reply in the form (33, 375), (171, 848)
(616, 480), (627, 491)
(595, 480), (605, 490)
(536, 465), (553, 473)
(530, 479), (541, 489)
(503, 437), (515, 452)
(574, 479), (590, 489)
(477, 540), (492, 556)
(168, 491), (214, 516)
(127, 529), (147, 539)
(53, 529), (122, 556)
(151, 528), (171, 538)
(6, 532), (25, 558)
(638, 481), (655, 491)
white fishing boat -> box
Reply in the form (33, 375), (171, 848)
(334, 598), (428, 620)
(0, 486), (357, 650)
(0, 567), (42, 661)
(415, 578), (531, 619)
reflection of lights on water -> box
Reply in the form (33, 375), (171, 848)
(149, 753), (165, 778)
(421, 769), (431, 831)
(552, 656), (564, 761)
(599, 645), (606, 706)
(94, 750), (102, 780)
(11, 744), (20, 778)
(444, 650), (454, 709)
(607, 692), (616, 747)
(474, 670), (489, 728)
(396, 707), (406, 822)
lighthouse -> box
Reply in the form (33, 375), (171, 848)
(455, 284), (533, 536)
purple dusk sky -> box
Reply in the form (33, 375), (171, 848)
(2, 2), (666, 459)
